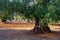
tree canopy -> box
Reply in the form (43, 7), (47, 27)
(0, 0), (60, 22)
(0, 0), (60, 33)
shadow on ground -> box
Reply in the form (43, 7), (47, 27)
(0, 29), (60, 40)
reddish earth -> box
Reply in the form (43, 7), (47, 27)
(0, 22), (60, 40)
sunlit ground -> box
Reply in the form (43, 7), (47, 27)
(0, 22), (60, 31)
(49, 24), (60, 31)
(0, 22), (34, 30)
(0, 22), (60, 40)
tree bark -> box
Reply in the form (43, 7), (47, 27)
(2, 19), (7, 23)
(41, 22), (51, 33)
(2, 17), (7, 23)
(33, 17), (43, 33)
(33, 18), (51, 33)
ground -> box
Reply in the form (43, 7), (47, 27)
(0, 22), (60, 40)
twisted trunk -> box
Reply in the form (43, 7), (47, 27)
(33, 18), (51, 33)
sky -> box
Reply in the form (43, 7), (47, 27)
(10, 0), (13, 2)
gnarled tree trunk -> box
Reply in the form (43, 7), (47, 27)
(33, 18), (51, 33)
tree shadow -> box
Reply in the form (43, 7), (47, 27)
(0, 29), (60, 40)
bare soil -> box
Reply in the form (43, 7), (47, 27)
(0, 22), (60, 40)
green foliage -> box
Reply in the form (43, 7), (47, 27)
(0, 0), (60, 24)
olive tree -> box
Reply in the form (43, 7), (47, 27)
(21, 0), (60, 33)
